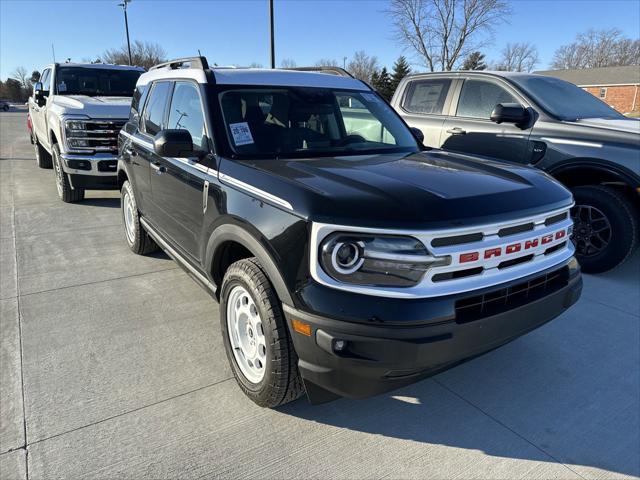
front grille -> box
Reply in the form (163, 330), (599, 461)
(455, 266), (569, 323)
(66, 119), (126, 153)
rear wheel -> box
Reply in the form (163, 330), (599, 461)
(571, 185), (638, 273)
(52, 144), (84, 203)
(220, 258), (304, 408)
(34, 137), (52, 169)
(121, 180), (158, 255)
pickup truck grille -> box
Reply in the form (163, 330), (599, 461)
(65, 119), (127, 153)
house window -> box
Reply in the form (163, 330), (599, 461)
(599, 87), (607, 99)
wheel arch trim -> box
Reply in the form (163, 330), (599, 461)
(548, 158), (640, 189)
(205, 223), (294, 306)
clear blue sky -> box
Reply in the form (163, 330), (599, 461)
(1, 0), (639, 79)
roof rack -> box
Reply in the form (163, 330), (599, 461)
(149, 56), (209, 71)
(283, 66), (354, 78)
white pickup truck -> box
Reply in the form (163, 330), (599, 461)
(29, 63), (143, 202)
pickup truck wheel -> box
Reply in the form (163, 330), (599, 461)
(120, 180), (158, 255)
(52, 144), (84, 203)
(571, 185), (638, 273)
(34, 137), (52, 169)
(220, 258), (304, 408)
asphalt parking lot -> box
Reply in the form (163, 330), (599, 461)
(0, 109), (638, 480)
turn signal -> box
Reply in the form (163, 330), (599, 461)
(291, 319), (312, 336)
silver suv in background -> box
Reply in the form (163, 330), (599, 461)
(29, 63), (143, 202)
(391, 71), (640, 273)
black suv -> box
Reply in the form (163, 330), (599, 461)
(118, 57), (582, 407)
(392, 71), (640, 273)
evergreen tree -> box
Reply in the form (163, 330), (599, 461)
(390, 56), (411, 95)
(372, 67), (393, 101)
(461, 51), (487, 70)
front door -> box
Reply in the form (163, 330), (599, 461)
(149, 81), (214, 261)
(440, 77), (533, 163)
(31, 68), (51, 145)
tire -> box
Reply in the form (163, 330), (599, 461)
(2, 104), (9, 112)
(120, 180), (158, 255)
(52, 144), (84, 203)
(220, 258), (304, 408)
(571, 185), (638, 273)
(34, 136), (52, 169)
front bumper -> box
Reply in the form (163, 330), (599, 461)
(284, 258), (582, 404)
(60, 153), (118, 190)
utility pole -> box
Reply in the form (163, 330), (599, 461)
(343, 56), (347, 69)
(119, 0), (133, 66)
(269, 0), (275, 69)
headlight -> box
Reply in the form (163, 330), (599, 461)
(319, 233), (450, 287)
(67, 138), (90, 148)
(65, 120), (86, 131)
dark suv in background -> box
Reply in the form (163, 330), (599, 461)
(392, 71), (640, 273)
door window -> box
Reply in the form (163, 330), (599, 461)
(402, 79), (452, 114)
(40, 69), (51, 91)
(456, 79), (517, 119)
(142, 81), (171, 136)
(167, 82), (208, 152)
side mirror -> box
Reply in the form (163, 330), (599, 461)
(153, 129), (194, 157)
(33, 82), (45, 105)
(410, 127), (425, 144)
(490, 103), (531, 129)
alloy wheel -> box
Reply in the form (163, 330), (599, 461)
(571, 204), (612, 257)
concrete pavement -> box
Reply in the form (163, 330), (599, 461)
(1, 110), (638, 479)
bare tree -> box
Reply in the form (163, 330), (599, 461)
(280, 58), (297, 68)
(495, 42), (539, 72)
(102, 40), (167, 70)
(347, 51), (379, 83)
(12, 67), (31, 90)
(248, 62), (264, 68)
(387, 0), (510, 71)
(551, 28), (640, 69)
(315, 58), (339, 67)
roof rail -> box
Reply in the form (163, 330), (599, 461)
(283, 66), (354, 78)
(149, 56), (209, 71)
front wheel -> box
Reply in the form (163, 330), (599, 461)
(220, 258), (304, 408)
(52, 144), (84, 203)
(571, 185), (638, 273)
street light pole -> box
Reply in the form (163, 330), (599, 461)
(269, 0), (275, 69)
(119, 0), (133, 66)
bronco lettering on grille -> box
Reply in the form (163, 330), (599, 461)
(459, 228), (568, 264)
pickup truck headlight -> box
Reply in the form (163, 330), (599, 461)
(64, 118), (90, 150)
(319, 233), (449, 287)
(66, 120), (86, 131)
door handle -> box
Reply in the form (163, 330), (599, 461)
(446, 127), (467, 135)
(151, 162), (166, 174)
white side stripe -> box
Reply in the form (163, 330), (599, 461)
(219, 173), (293, 211)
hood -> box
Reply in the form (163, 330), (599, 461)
(233, 150), (573, 229)
(573, 117), (640, 135)
(51, 95), (131, 119)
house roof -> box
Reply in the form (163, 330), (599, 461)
(534, 66), (640, 86)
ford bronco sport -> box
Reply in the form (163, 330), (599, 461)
(392, 71), (640, 273)
(29, 63), (143, 202)
(118, 57), (582, 407)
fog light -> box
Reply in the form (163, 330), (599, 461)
(333, 339), (347, 352)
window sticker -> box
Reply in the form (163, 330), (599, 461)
(229, 122), (254, 146)
(361, 93), (381, 103)
(58, 81), (67, 92)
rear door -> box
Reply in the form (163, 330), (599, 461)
(395, 76), (456, 148)
(440, 76), (533, 163)
(148, 80), (214, 261)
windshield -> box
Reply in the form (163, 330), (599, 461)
(55, 67), (142, 97)
(511, 76), (624, 121)
(218, 87), (419, 159)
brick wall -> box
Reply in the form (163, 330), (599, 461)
(583, 85), (639, 114)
